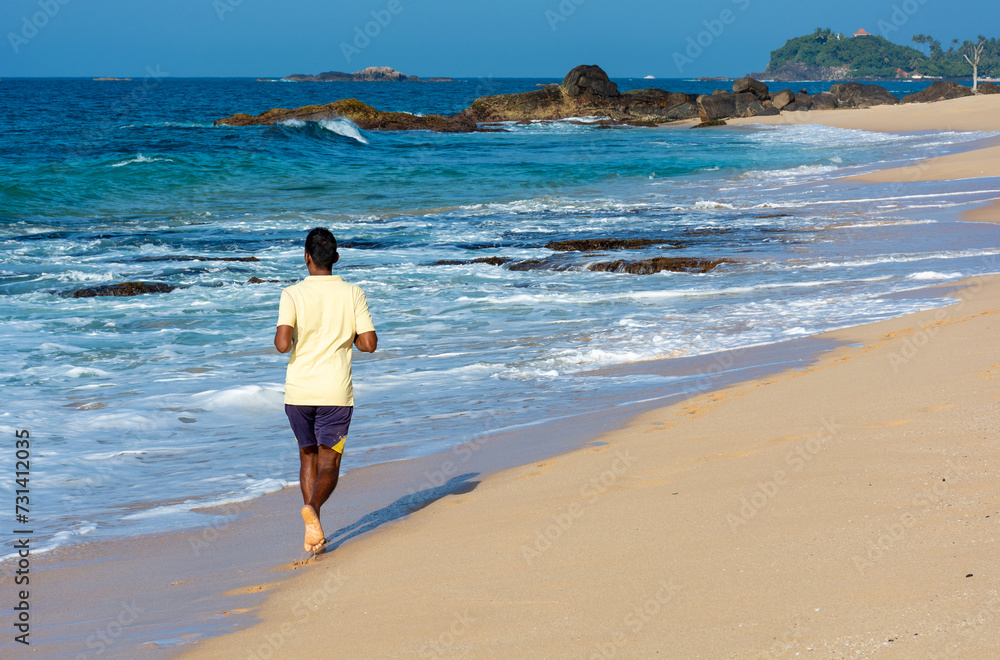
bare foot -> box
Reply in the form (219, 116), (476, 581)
(301, 505), (325, 553)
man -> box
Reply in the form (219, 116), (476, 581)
(274, 227), (377, 554)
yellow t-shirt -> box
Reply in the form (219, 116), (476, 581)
(276, 275), (376, 406)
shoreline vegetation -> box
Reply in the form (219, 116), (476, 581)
(216, 64), (1000, 133)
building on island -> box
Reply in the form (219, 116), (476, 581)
(853, 28), (872, 37)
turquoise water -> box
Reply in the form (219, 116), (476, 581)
(2, 77), (1000, 556)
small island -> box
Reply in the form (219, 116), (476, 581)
(757, 28), (999, 80)
(281, 66), (453, 82)
(93, 77), (133, 81)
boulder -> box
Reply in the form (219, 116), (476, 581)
(733, 77), (770, 101)
(561, 65), (619, 100)
(73, 282), (174, 298)
(781, 101), (810, 112)
(901, 81), (974, 103)
(697, 92), (767, 121)
(828, 82), (899, 108)
(463, 85), (565, 122)
(977, 82), (1000, 95)
(809, 92), (839, 110)
(796, 92), (812, 107)
(660, 102), (700, 120)
(771, 89), (795, 109)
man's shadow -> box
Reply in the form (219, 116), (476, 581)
(323, 473), (480, 552)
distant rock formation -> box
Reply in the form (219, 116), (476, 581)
(460, 65), (699, 125)
(216, 65), (983, 132)
(282, 66), (452, 82)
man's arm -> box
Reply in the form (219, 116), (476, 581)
(354, 331), (377, 353)
(274, 325), (293, 353)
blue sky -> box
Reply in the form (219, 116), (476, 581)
(2, 0), (996, 78)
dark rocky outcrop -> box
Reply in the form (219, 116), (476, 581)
(561, 65), (619, 101)
(545, 238), (680, 251)
(507, 260), (549, 272)
(73, 282), (174, 297)
(217, 65), (989, 134)
(588, 257), (727, 275)
(901, 81), (975, 104)
(433, 257), (512, 266)
(733, 76), (770, 101)
(978, 82), (1000, 95)
(697, 92), (778, 121)
(808, 92), (840, 110)
(828, 82), (899, 108)
(216, 98), (477, 132)
(691, 120), (728, 128)
(771, 89), (795, 110)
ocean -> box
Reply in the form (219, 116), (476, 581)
(2, 76), (999, 559)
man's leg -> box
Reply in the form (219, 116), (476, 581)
(299, 445), (342, 553)
(299, 446), (318, 505)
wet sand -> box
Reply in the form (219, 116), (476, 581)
(176, 273), (1000, 659)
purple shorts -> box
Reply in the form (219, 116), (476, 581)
(285, 404), (353, 451)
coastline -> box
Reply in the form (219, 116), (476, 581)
(19, 92), (1000, 658)
(179, 94), (1000, 659)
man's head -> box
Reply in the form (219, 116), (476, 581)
(304, 227), (339, 272)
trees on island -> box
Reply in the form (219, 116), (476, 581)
(767, 29), (998, 81)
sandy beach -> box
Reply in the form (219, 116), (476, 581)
(172, 97), (1000, 658)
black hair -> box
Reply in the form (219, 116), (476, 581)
(305, 227), (338, 270)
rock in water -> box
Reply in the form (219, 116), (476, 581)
(588, 257), (726, 275)
(561, 65), (620, 100)
(901, 81), (974, 104)
(732, 77), (770, 101)
(73, 282), (174, 297)
(828, 82), (899, 108)
(216, 98), (476, 132)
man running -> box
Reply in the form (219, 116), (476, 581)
(274, 227), (377, 554)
